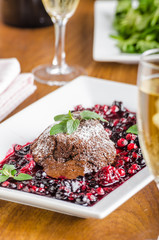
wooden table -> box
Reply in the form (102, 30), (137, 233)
(0, 0), (159, 239)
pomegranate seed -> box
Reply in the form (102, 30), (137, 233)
(111, 105), (119, 113)
(102, 105), (108, 114)
(25, 154), (33, 161)
(132, 152), (139, 159)
(20, 160), (36, 173)
(126, 134), (137, 141)
(86, 193), (95, 201)
(81, 185), (87, 191)
(120, 151), (128, 156)
(131, 164), (140, 170)
(39, 187), (45, 193)
(18, 183), (24, 189)
(120, 118), (127, 123)
(116, 148), (122, 154)
(127, 143), (138, 151)
(128, 169), (135, 174)
(74, 105), (83, 111)
(94, 104), (100, 111)
(14, 145), (22, 151)
(32, 186), (39, 192)
(128, 164), (140, 174)
(116, 160), (124, 167)
(113, 119), (119, 126)
(117, 138), (128, 147)
(118, 168), (125, 177)
(123, 156), (130, 162)
(96, 187), (105, 195)
(2, 181), (10, 187)
(105, 128), (112, 136)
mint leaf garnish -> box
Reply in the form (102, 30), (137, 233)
(50, 110), (107, 135)
(14, 173), (32, 181)
(126, 124), (138, 135)
(0, 175), (9, 183)
(66, 119), (80, 135)
(80, 110), (107, 122)
(11, 169), (17, 176)
(54, 114), (70, 122)
(50, 121), (67, 135)
(0, 164), (32, 183)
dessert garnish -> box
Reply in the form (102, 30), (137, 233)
(50, 110), (107, 135)
(0, 164), (32, 183)
(126, 124), (138, 135)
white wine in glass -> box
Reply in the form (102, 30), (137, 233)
(32, 0), (86, 86)
(137, 49), (159, 189)
(42, 0), (80, 19)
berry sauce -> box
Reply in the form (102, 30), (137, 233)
(0, 101), (145, 206)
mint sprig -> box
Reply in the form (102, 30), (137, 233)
(0, 164), (32, 183)
(80, 110), (106, 122)
(126, 124), (138, 135)
(50, 110), (107, 135)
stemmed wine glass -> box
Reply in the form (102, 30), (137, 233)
(137, 49), (159, 189)
(32, 0), (86, 86)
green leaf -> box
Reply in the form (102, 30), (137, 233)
(66, 120), (75, 135)
(50, 121), (67, 135)
(14, 173), (32, 181)
(126, 124), (138, 135)
(2, 164), (15, 177)
(11, 169), (17, 176)
(54, 114), (70, 122)
(68, 110), (73, 119)
(3, 164), (15, 173)
(66, 119), (80, 135)
(0, 175), (9, 183)
(80, 110), (107, 122)
(0, 170), (3, 174)
(73, 119), (80, 132)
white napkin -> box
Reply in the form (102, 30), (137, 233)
(0, 58), (21, 95)
(0, 59), (37, 122)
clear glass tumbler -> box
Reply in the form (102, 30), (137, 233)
(137, 49), (159, 189)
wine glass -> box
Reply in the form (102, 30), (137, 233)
(137, 49), (159, 189)
(32, 0), (86, 86)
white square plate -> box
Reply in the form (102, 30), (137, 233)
(93, 0), (140, 63)
(0, 76), (153, 219)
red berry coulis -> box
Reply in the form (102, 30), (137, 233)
(0, 101), (145, 207)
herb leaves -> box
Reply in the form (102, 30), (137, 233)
(126, 124), (138, 135)
(50, 110), (107, 135)
(0, 164), (32, 183)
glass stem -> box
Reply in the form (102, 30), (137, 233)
(52, 19), (67, 70)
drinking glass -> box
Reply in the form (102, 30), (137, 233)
(137, 49), (159, 189)
(32, 0), (86, 86)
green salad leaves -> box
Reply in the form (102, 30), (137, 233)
(111, 0), (159, 53)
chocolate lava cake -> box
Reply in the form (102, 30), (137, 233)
(31, 119), (116, 179)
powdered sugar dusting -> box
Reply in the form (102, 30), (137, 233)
(73, 120), (108, 142)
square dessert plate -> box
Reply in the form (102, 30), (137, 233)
(0, 76), (153, 219)
(93, 0), (140, 63)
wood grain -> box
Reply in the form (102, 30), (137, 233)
(0, 0), (159, 239)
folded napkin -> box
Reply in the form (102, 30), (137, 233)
(0, 58), (21, 95)
(0, 58), (36, 122)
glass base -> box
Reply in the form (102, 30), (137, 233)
(32, 64), (87, 86)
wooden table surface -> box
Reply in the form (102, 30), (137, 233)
(0, 0), (159, 239)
